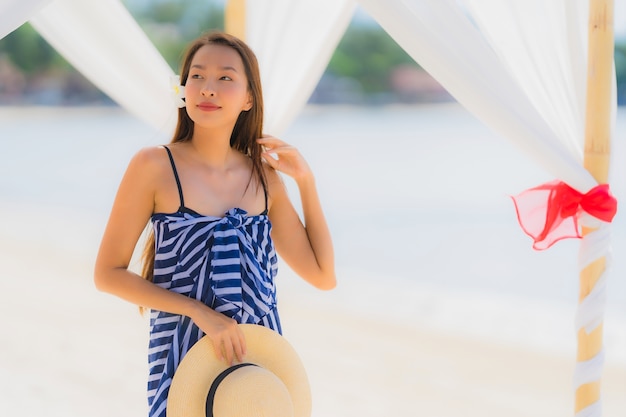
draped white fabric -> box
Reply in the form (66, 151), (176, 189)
(0, 0), (53, 40)
(358, 0), (599, 193)
(357, 1), (616, 416)
(245, 0), (356, 134)
(29, 0), (178, 134)
(465, 0), (588, 159)
(21, 0), (355, 137)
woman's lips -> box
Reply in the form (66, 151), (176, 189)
(197, 102), (220, 111)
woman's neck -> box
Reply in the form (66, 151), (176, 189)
(190, 125), (237, 168)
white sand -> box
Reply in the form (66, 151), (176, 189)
(280, 280), (626, 417)
(0, 201), (624, 417)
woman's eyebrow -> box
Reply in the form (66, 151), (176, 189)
(190, 64), (238, 72)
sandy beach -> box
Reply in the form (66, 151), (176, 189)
(1, 105), (625, 416)
(280, 283), (626, 417)
(1, 206), (624, 417)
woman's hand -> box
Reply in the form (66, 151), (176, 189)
(257, 136), (312, 183)
(188, 300), (246, 365)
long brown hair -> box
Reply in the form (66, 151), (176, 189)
(141, 31), (266, 287)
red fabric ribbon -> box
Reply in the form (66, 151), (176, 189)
(511, 180), (617, 250)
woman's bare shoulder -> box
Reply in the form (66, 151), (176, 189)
(116, 146), (174, 194)
(131, 145), (169, 164)
(126, 145), (172, 173)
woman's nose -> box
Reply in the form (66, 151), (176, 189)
(201, 82), (216, 96)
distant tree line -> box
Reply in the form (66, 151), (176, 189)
(0, 0), (625, 105)
(616, 42), (626, 104)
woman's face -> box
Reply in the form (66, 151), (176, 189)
(184, 44), (252, 129)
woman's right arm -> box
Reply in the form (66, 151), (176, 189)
(93, 147), (245, 364)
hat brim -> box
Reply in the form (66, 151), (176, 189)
(167, 324), (311, 417)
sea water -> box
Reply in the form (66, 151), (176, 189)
(0, 103), (624, 365)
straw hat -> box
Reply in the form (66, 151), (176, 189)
(167, 324), (312, 417)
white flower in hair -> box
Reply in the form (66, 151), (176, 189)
(170, 75), (186, 108)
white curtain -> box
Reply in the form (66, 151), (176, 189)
(0, 0), (53, 39)
(29, 0), (178, 134)
(24, 0), (355, 138)
(245, 0), (356, 134)
(356, 1), (615, 416)
(358, 0), (601, 192)
(464, 0), (588, 156)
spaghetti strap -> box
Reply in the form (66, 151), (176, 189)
(262, 185), (268, 215)
(162, 146), (185, 208)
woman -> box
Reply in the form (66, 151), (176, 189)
(94, 31), (335, 417)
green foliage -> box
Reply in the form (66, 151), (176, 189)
(616, 40), (626, 104)
(0, 23), (70, 74)
(126, 0), (224, 71)
(615, 41), (626, 82)
(326, 25), (420, 93)
(143, 0), (187, 23)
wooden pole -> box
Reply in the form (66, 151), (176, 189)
(225, 0), (246, 40)
(576, 0), (614, 414)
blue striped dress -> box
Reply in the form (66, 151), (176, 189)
(146, 147), (280, 417)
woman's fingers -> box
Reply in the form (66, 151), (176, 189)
(212, 331), (245, 365)
(225, 326), (247, 364)
(199, 312), (246, 364)
(237, 325), (247, 357)
(258, 137), (312, 181)
(190, 299), (247, 364)
(257, 135), (284, 149)
(225, 338), (236, 365)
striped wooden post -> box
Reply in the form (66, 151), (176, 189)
(225, 0), (246, 40)
(575, 0), (614, 415)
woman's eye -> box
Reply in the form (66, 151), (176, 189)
(220, 76), (233, 81)
(190, 74), (202, 79)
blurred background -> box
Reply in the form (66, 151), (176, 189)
(2, 0), (624, 107)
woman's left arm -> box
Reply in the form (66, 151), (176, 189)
(258, 136), (336, 290)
